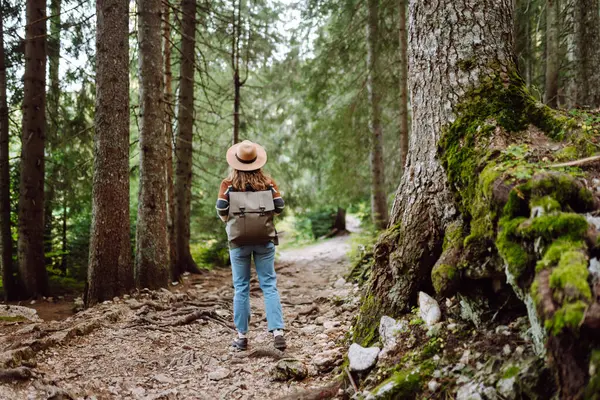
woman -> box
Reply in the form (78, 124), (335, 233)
(216, 140), (286, 351)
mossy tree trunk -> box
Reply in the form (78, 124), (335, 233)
(135, 0), (170, 289)
(360, 0), (600, 396)
(86, 0), (133, 306)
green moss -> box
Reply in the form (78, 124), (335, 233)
(584, 349), (600, 400)
(530, 196), (561, 214)
(544, 300), (587, 335)
(529, 174), (595, 213)
(0, 315), (27, 322)
(443, 221), (464, 252)
(353, 294), (381, 346)
(371, 368), (422, 399)
(549, 250), (592, 301)
(519, 213), (588, 241)
(502, 365), (520, 380)
(431, 263), (459, 295)
(555, 146), (579, 161)
(421, 337), (442, 358)
(496, 217), (530, 278)
(536, 239), (585, 272)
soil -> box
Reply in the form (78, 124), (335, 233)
(0, 235), (357, 400)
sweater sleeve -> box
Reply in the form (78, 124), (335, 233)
(216, 180), (231, 221)
(270, 180), (285, 215)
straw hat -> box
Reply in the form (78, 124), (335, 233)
(226, 140), (268, 171)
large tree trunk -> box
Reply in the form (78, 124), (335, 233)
(359, 0), (600, 396)
(174, 0), (202, 276)
(366, 0), (388, 229)
(86, 0), (133, 306)
(18, 0), (48, 298)
(398, 0), (408, 171)
(44, 0), (61, 272)
(572, 0), (600, 108)
(544, 0), (559, 107)
(163, 0), (178, 282)
(0, 7), (15, 300)
(231, 0), (242, 145)
(135, 0), (170, 289)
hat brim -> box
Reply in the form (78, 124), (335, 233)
(226, 142), (268, 171)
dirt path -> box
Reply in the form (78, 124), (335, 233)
(0, 235), (358, 400)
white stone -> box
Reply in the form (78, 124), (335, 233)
(496, 377), (517, 400)
(428, 380), (440, 392)
(502, 344), (511, 356)
(333, 278), (346, 289)
(323, 320), (340, 330)
(208, 368), (230, 381)
(348, 343), (380, 372)
(459, 350), (471, 365)
(418, 292), (441, 327)
(0, 305), (41, 322)
(153, 374), (174, 384)
(378, 316), (407, 349)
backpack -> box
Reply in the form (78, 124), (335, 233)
(226, 190), (277, 246)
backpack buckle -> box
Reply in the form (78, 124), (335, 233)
(239, 206), (246, 217)
(259, 206), (266, 216)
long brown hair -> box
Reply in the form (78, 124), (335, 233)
(227, 169), (271, 191)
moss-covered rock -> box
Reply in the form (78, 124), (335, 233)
(431, 263), (459, 296)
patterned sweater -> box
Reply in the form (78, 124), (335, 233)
(216, 179), (285, 222)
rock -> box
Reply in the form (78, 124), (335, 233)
(208, 368), (230, 381)
(153, 374), (174, 384)
(502, 344), (511, 356)
(496, 377), (517, 400)
(459, 350), (471, 365)
(348, 343), (380, 372)
(323, 320), (340, 330)
(494, 325), (509, 335)
(458, 294), (487, 328)
(0, 305), (41, 322)
(428, 380), (440, 392)
(315, 316), (325, 325)
(215, 309), (229, 318)
(301, 324), (321, 334)
(378, 316), (407, 350)
(270, 358), (308, 381)
(418, 292), (441, 327)
(312, 349), (341, 372)
(426, 323), (442, 337)
(333, 278), (346, 289)
(455, 382), (491, 400)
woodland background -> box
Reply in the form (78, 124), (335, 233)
(0, 0), (598, 302)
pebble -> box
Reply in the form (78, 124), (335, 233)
(323, 320), (340, 330)
(153, 374), (174, 384)
(315, 316), (325, 325)
(208, 368), (230, 381)
(312, 349), (341, 371)
(503, 344), (512, 356)
(428, 380), (440, 392)
(333, 278), (346, 288)
(418, 292), (441, 327)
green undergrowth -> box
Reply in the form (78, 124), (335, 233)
(346, 229), (378, 286)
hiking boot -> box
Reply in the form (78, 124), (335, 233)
(232, 337), (248, 351)
(274, 335), (286, 351)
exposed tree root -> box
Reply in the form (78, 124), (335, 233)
(0, 366), (33, 381)
(550, 154), (600, 168)
(275, 380), (342, 400)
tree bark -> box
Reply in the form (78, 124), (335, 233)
(544, 0), (559, 107)
(366, 0), (388, 229)
(174, 0), (202, 275)
(45, 0), (61, 272)
(232, 0), (242, 145)
(0, 6), (16, 300)
(86, 0), (133, 306)
(572, 0), (600, 107)
(163, 0), (178, 282)
(514, 0), (530, 81)
(366, 0), (513, 313)
(18, 0), (49, 298)
(398, 0), (408, 171)
(135, 0), (170, 289)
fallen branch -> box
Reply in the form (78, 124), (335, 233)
(0, 366), (33, 381)
(345, 368), (358, 393)
(549, 154), (600, 168)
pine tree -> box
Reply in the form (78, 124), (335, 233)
(18, 0), (49, 298)
(135, 0), (170, 289)
(86, 0), (134, 306)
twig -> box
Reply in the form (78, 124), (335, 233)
(550, 154), (600, 168)
(345, 368), (358, 393)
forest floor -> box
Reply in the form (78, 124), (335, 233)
(0, 234), (359, 400)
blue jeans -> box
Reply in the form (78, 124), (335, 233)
(229, 242), (284, 334)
